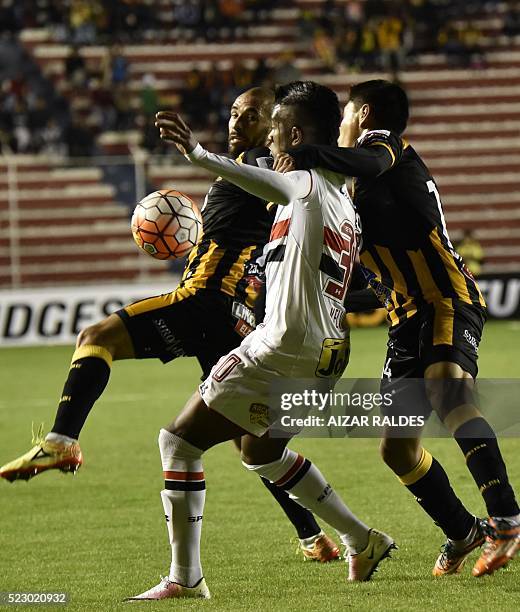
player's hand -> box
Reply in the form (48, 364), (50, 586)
(273, 152), (296, 174)
(155, 111), (198, 155)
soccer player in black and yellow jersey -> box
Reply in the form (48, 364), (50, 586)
(278, 80), (520, 577)
(0, 87), (339, 562)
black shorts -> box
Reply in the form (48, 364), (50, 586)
(116, 287), (254, 379)
(383, 299), (486, 380)
(380, 299), (486, 417)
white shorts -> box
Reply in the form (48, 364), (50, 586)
(199, 334), (336, 437)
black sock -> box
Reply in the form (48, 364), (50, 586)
(260, 476), (321, 539)
(52, 349), (112, 439)
(454, 417), (520, 517)
(402, 450), (475, 540)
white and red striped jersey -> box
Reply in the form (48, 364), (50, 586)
(252, 168), (358, 376)
(187, 145), (358, 379)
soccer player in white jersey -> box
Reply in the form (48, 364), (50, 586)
(126, 82), (395, 601)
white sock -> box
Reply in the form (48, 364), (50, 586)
(299, 530), (325, 547)
(158, 429), (205, 587)
(244, 448), (370, 554)
(45, 432), (77, 445)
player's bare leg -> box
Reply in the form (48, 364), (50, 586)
(128, 392), (395, 599)
(425, 362), (520, 577)
(231, 437), (340, 562)
(0, 314), (133, 482)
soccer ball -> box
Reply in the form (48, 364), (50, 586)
(131, 189), (202, 259)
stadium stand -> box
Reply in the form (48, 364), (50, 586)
(1, 0), (519, 288)
(0, 154), (172, 285)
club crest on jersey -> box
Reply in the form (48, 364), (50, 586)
(339, 220), (354, 246)
(249, 403), (270, 428)
(316, 337), (350, 378)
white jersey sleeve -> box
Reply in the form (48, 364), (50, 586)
(187, 144), (312, 205)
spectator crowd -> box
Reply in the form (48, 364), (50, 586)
(0, 0), (519, 157)
(0, 0), (278, 44)
(303, 0), (511, 74)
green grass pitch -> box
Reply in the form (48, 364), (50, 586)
(0, 320), (519, 611)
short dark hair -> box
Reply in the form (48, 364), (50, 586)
(349, 80), (409, 134)
(274, 81), (341, 145)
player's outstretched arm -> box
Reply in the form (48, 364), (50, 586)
(186, 145), (313, 205)
(155, 111), (311, 205)
(275, 142), (397, 178)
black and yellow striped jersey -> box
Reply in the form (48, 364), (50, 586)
(180, 147), (274, 308)
(289, 130), (486, 327)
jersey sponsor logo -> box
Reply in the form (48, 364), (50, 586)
(249, 403), (270, 428)
(235, 318), (254, 338)
(153, 318), (186, 357)
(232, 301), (256, 327)
(463, 329), (479, 352)
(316, 338), (350, 378)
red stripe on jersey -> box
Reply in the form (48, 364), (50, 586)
(163, 470), (205, 481)
(323, 227), (349, 253)
(270, 218), (290, 241)
(275, 454), (304, 487)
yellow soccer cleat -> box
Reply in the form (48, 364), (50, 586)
(432, 519), (485, 576)
(299, 532), (341, 563)
(0, 428), (83, 482)
(124, 576), (211, 601)
(472, 518), (520, 577)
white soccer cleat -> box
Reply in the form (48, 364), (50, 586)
(347, 529), (397, 581)
(124, 576), (211, 601)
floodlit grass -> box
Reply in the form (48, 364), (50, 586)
(0, 320), (519, 611)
